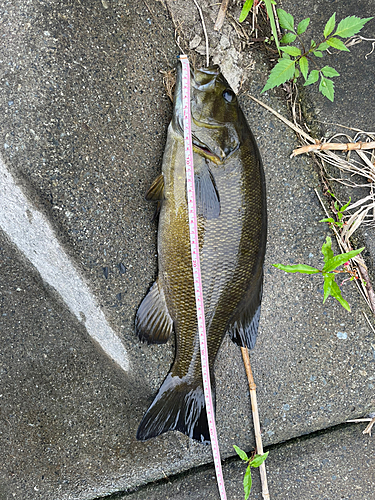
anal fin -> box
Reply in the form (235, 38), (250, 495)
(135, 279), (173, 344)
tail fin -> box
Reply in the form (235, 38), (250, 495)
(136, 372), (214, 444)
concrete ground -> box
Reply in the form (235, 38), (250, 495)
(0, 1), (374, 499)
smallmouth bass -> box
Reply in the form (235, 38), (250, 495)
(135, 62), (267, 443)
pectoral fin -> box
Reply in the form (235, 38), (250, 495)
(135, 279), (173, 344)
(194, 162), (220, 219)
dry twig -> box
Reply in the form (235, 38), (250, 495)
(347, 415), (375, 436)
(292, 140), (375, 157)
(241, 347), (270, 500)
(214, 0), (229, 31)
(192, 0), (210, 66)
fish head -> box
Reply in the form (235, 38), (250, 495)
(173, 63), (243, 164)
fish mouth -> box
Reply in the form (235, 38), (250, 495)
(191, 136), (222, 164)
(192, 65), (221, 88)
(173, 61), (223, 164)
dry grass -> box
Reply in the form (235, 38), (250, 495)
(249, 94), (375, 314)
(160, 68), (176, 102)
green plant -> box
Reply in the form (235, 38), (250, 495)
(239, 0), (280, 53)
(233, 445), (269, 499)
(320, 193), (351, 228)
(274, 236), (364, 311)
(261, 10), (373, 101)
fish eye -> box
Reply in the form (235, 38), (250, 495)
(222, 89), (236, 103)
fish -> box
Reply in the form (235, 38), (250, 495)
(135, 62), (267, 444)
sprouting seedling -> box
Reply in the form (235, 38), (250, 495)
(261, 10), (373, 101)
(233, 445), (269, 499)
(320, 194), (351, 228)
(273, 236), (364, 311)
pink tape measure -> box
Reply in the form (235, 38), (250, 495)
(179, 55), (227, 500)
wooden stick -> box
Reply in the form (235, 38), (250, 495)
(347, 415), (375, 436)
(363, 416), (375, 436)
(292, 141), (375, 157)
(241, 347), (270, 500)
(214, 0), (229, 31)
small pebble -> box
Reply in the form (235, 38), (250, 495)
(336, 331), (347, 339)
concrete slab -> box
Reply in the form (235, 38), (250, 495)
(0, 0), (374, 499)
(116, 424), (375, 500)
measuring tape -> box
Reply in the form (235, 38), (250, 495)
(179, 55), (227, 500)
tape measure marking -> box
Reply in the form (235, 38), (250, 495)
(179, 55), (227, 500)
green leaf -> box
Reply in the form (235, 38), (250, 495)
(280, 32), (297, 44)
(280, 45), (301, 56)
(334, 16), (373, 38)
(233, 445), (249, 461)
(264, 0), (280, 53)
(320, 217), (335, 224)
(239, 0), (254, 22)
(322, 247), (365, 273)
(324, 12), (336, 38)
(282, 52), (291, 59)
(273, 263), (320, 274)
(303, 69), (319, 86)
(323, 274), (335, 303)
(330, 280), (351, 311)
(299, 56), (308, 80)
(249, 452), (269, 468)
(294, 67), (300, 79)
(341, 197), (352, 211)
(321, 65), (340, 77)
(310, 39), (317, 48)
(277, 8), (294, 32)
(313, 50), (323, 58)
(318, 42), (330, 51)
(321, 236), (334, 264)
(261, 58), (296, 92)
(244, 465), (252, 500)
(326, 37), (350, 51)
(319, 76), (335, 102)
(297, 18), (310, 35)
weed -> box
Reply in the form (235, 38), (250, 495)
(240, 2), (373, 101)
(233, 445), (269, 499)
(274, 236), (364, 311)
